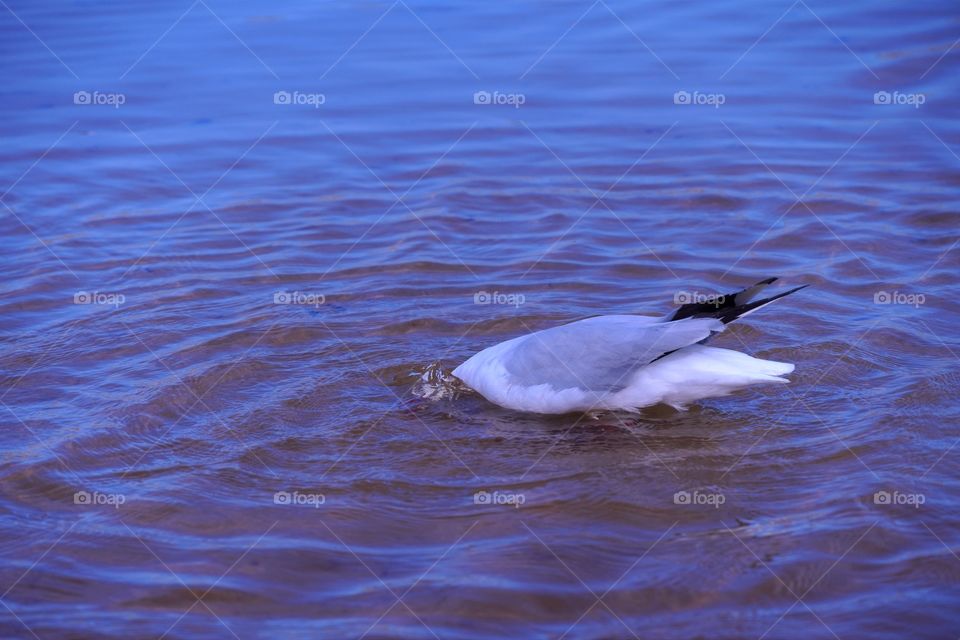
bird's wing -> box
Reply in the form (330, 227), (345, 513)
(502, 315), (724, 392)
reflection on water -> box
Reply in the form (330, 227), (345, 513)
(1, 0), (959, 638)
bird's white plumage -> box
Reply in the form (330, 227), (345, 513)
(452, 313), (794, 414)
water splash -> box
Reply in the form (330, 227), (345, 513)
(411, 361), (469, 401)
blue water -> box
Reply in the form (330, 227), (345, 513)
(1, 1), (959, 638)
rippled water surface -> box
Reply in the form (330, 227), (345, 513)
(2, 0), (959, 638)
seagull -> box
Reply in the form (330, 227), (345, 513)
(452, 277), (807, 414)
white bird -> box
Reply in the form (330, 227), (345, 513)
(452, 278), (807, 414)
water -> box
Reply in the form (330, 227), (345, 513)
(2, 0), (959, 638)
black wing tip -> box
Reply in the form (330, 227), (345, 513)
(771, 282), (810, 298)
(670, 277), (808, 323)
(670, 276), (781, 321)
(717, 282), (810, 324)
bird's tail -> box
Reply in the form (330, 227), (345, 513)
(670, 277), (808, 324)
